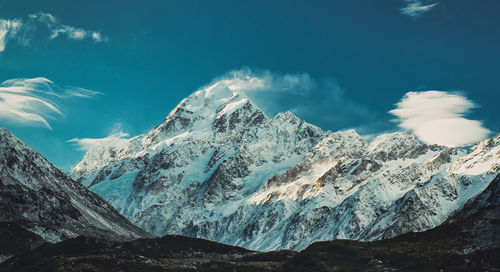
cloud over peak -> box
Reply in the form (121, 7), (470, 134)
(0, 77), (101, 129)
(0, 11), (107, 52)
(401, 0), (438, 18)
(389, 91), (490, 147)
(68, 132), (131, 151)
(203, 68), (375, 132)
(203, 68), (316, 95)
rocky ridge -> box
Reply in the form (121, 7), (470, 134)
(0, 128), (150, 243)
(70, 82), (500, 251)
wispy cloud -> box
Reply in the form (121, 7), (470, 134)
(401, 0), (438, 18)
(68, 69), (374, 153)
(203, 68), (316, 95)
(0, 11), (106, 52)
(203, 68), (376, 132)
(50, 25), (104, 42)
(28, 12), (57, 26)
(389, 91), (491, 147)
(68, 132), (131, 151)
(0, 77), (101, 129)
(0, 19), (22, 52)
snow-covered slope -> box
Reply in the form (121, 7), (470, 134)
(0, 128), (150, 242)
(71, 82), (500, 251)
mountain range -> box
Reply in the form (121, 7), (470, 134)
(0, 127), (498, 270)
(0, 82), (498, 270)
(68, 82), (500, 251)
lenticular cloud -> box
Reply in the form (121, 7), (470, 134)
(389, 91), (490, 147)
(0, 77), (101, 129)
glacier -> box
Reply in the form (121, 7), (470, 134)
(70, 81), (500, 251)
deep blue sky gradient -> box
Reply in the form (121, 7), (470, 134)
(0, 0), (499, 170)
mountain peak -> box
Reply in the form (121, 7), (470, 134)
(0, 127), (17, 143)
(0, 127), (11, 135)
(273, 111), (301, 122)
(142, 85), (267, 149)
(167, 82), (252, 119)
(201, 81), (239, 101)
(367, 131), (429, 161)
(0, 128), (38, 163)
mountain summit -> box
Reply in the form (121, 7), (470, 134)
(70, 86), (500, 251)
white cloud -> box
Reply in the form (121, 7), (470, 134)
(63, 87), (102, 98)
(28, 12), (57, 26)
(203, 68), (316, 95)
(401, 0), (438, 18)
(0, 77), (101, 129)
(0, 12), (106, 52)
(91, 32), (103, 42)
(0, 19), (22, 52)
(50, 25), (104, 42)
(203, 68), (375, 131)
(67, 132), (131, 151)
(389, 91), (491, 147)
(66, 69), (370, 152)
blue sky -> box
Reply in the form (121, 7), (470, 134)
(0, 0), (499, 170)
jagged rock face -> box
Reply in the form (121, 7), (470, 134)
(449, 173), (500, 222)
(0, 128), (150, 243)
(71, 85), (327, 243)
(71, 83), (500, 251)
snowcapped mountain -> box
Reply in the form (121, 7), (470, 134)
(0, 128), (150, 242)
(70, 82), (500, 251)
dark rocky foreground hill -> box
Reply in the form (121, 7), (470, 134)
(2, 174), (499, 271)
(0, 222), (46, 263)
(0, 128), (150, 247)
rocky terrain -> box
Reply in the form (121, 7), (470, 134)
(1, 174), (499, 271)
(70, 81), (500, 251)
(0, 102), (498, 270)
(285, 173), (500, 271)
(0, 128), (151, 246)
(0, 222), (46, 263)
